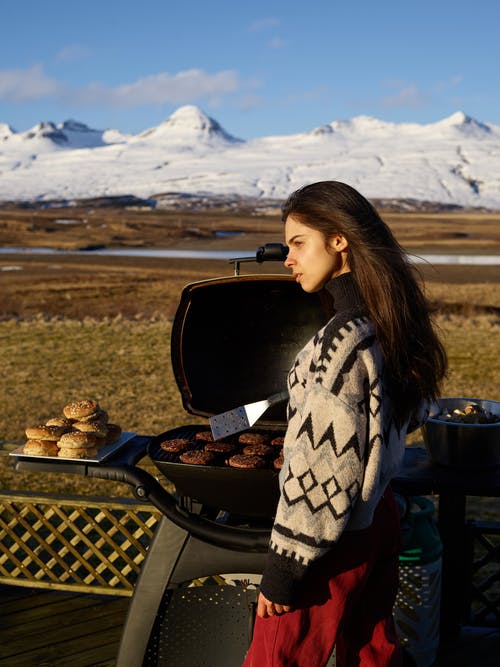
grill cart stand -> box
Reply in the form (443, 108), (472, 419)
(15, 436), (272, 666)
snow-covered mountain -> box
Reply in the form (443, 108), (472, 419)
(135, 105), (241, 147)
(0, 105), (499, 208)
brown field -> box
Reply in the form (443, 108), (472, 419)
(1, 204), (500, 252)
(0, 206), (499, 519)
(1, 205), (499, 321)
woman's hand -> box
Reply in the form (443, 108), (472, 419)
(256, 591), (293, 618)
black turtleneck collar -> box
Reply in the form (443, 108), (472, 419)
(324, 272), (366, 316)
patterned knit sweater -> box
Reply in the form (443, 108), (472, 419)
(260, 272), (428, 605)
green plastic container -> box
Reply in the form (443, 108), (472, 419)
(394, 496), (443, 667)
(399, 496), (443, 565)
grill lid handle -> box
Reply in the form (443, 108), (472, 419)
(256, 243), (288, 263)
(230, 244), (288, 275)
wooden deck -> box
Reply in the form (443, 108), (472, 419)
(0, 585), (128, 666)
(2, 584), (500, 667)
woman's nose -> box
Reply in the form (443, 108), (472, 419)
(284, 252), (294, 268)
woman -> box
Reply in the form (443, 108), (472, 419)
(244, 181), (447, 667)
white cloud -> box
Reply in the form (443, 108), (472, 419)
(380, 76), (463, 110)
(0, 65), (242, 108)
(268, 37), (287, 49)
(382, 83), (426, 108)
(249, 17), (280, 31)
(73, 69), (240, 107)
(56, 44), (92, 63)
(0, 65), (61, 102)
(236, 93), (266, 110)
(234, 85), (330, 112)
(282, 86), (331, 105)
(432, 75), (463, 93)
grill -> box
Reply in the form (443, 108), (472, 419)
(13, 245), (331, 666)
(149, 427), (281, 518)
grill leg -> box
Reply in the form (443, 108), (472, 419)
(248, 600), (258, 646)
(438, 492), (467, 640)
(117, 515), (189, 667)
(117, 514), (268, 666)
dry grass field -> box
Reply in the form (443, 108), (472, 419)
(0, 205), (499, 519)
(1, 203), (500, 253)
(1, 205), (499, 321)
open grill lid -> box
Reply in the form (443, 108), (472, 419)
(171, 274), (328, 425)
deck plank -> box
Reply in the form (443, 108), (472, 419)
(1, 584), (500, 666)
(1, 589), (108, 625)
(0, 586), (128, 666)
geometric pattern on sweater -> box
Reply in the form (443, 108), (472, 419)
(265, 315), (391, 593)
(260, 274), (430, 606)
(297, 414), (363, 459)
(282, 461), (361, 519)
(284, 315), (381, 499)
(288, 358), (303, 391)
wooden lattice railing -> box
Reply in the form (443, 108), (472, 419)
(0, 491), (161, 596)
(466, 520), (500, 626)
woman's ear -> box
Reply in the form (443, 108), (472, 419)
(329, 234), (349, 252)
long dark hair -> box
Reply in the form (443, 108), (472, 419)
(282, 180), (447, 424)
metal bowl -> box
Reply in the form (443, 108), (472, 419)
(421, 397), (500, 468)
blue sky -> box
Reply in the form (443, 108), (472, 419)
(1, 0), (499, 139)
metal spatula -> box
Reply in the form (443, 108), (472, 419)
(209, 391), (288, 440)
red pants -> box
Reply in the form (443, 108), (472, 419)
(243, 489), (403, 667)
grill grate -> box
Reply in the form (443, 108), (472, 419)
(150, 425), (283, 466)
(148, 425), (284, 517)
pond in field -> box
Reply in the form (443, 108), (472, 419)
(0, 247), (500, 265)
